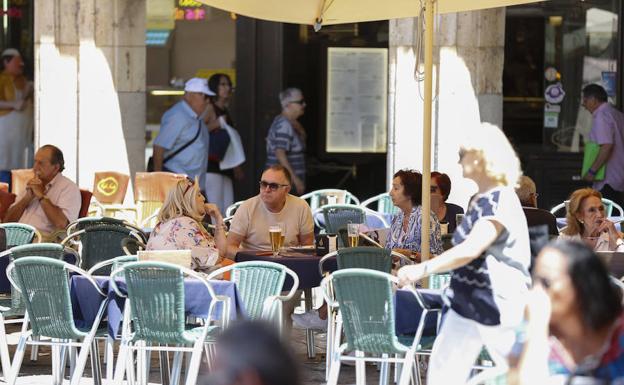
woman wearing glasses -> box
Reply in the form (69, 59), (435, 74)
(265, 87), (307, 195)
(146, 178), (229, 273)
(430, 171), (464, 234)
(515, 240), (624, 383)
(558, 188), (624, 251)
(398, 123), (531, 385)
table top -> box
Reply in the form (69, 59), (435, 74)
(235, 249), (337, 290)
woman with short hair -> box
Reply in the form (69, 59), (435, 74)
(146, 177), (228, 273)
(559, 187), (624, 251)
(398, 123), (530, 385)
(430, 171), (464, 233)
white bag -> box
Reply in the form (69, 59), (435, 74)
(218, 116), (246, 170)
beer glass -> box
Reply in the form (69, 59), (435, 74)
(277, 222), (286, 250)
(269, 225), (282, 257)
(347, 223), (359, 248)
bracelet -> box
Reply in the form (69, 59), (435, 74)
(588, 168), (597, 176)
(38, 195), (48, 202)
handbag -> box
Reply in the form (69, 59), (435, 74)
(147, 120), (202, 172)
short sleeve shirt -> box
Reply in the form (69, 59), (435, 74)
(265, 115), (306, 179)
(153, 100), (209, 187)
(14, 173), (81, 234)
(229, 194), (314, 251)
(448, 186), (531, 327)
(589, 103), (624, 191)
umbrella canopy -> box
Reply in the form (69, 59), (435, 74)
(197, 0), (546, 26)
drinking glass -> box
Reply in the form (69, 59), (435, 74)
(277, 222), (286, 251)
(269, 225), (282, 257)
(347, 223), (360, 248)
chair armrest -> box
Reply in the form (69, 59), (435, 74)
(318, 251), (338, 276)
(139, 211), (159, 229)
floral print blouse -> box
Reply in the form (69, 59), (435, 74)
(385, 206), (444, 255)
(146, 216), (220, 272)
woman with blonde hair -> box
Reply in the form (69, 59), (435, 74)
(559, 188), (623, 251)
(398, 123), (530, 384)
(146, 177), (228, 273)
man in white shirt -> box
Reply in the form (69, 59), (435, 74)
(4, 145), (81, 237)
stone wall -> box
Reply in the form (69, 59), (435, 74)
(34, 0), (146, 201)
(388, 9), (506, 207)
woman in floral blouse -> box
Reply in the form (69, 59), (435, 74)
(146, 177), (228, 273)
(386, 169), (443, 262)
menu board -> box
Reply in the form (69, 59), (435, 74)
(326, 47), (388, 153)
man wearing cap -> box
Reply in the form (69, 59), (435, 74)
(152, 77), (214, 187)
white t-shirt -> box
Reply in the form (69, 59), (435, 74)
(229, 194), (314, 251)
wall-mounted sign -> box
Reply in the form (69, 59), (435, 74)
(545, 82), (565, 104)
(147, 0), (175, 30)
(175, 0), (207, 21)
(326, 47), (388, 153)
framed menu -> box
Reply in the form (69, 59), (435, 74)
(326, 47), (388, 153)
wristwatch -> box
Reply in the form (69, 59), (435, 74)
(38, 195), (48, 202)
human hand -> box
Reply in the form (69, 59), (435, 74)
(293, 176), (305, 195)
(525, 284), (551, 334)
(397, 263), (427, 287)
(26, 177), (44, 199)
(204, 203), (222, 219)
(583, 173), (595, 182)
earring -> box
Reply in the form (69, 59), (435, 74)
(579, 219), (584, 224)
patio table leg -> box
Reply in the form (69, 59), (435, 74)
(304, 288), (316, 358)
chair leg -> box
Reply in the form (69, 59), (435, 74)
(105, 336), (115, 380)
(379, 354), (390, 385)
(51, 342), (61, 385)
(327, 354), (342, 385)
(325, 309), (335, 380)
(170, 350), (184, 385)
(355, 351), (366, 385)
(397, 351), (415, 385)
(90, 339), (103, 385)
(184, 340), (205, 385)
(113, 341), (130, 384)
(9, 335), (27, 385)
(68, 334), (99, 385)
(29, 337), (39, 362)
(413, 356), (422, 385)
(159, 348), (171, 385)
(0, 315), (14, 381)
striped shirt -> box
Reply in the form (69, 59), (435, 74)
(265, 115), (306, 179)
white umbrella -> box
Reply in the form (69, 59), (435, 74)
(198, 0), (548, 261)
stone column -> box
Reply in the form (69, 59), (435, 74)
(388, 9), (506, 207)
(34, 0), (146, 200)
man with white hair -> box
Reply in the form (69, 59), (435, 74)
(515, 175), (558, 236)
(265, 87), (307, 195)
(152, 77), (214, 188)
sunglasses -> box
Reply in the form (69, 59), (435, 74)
(183, 177), (195, 196)
(289, 99), (306, 105)
(259, 180), (289, 191)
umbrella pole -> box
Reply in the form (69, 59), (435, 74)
(420, 0), (434, 285)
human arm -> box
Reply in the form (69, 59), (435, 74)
(225, 231), (244, 259)
(397, 218), (503, 285)
(152, 145), (165, 171)
(275, 149), (305, 194)
(0, 99), (24, 110)
(27, 177), (73, 230)
(584, 143), (614, 182)
(204, 203), (227, 257)
(298, 232), (314, 246)
(3, 189), (34, 222)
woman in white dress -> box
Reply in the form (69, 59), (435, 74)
(0, 48), (33, 172)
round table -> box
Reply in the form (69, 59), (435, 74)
(235, 249), (337, 358)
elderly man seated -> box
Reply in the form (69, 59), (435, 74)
(515, 175), (558, 236)
(3, 145), (81, 240)
(226, 165), (314, 257)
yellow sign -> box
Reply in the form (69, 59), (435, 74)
(147, 0), (175, 30)
(97, 177), (119, 197)
(195, 68), (236, 86)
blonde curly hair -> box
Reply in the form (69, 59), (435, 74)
(156, 177), (204, 223)
(460, 123), (522, 188)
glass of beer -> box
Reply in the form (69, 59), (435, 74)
(269, 225), (282, 257)
(347, 223), (360, 248)
(277, 222), (286, 251)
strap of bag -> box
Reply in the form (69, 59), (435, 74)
(163, 120), (202, 165)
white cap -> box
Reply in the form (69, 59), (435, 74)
(184, 77), (214, 96)
(1, 48), (20, 57)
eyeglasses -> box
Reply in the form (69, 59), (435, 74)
(259, 180), (289, 191)
(289, 99), (306, 105)
(183, 177), (195, 196)
(430, 185), (439, 193)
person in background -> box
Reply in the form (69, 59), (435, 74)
(558, 187), (624, 251)
(4, 145), (80, 239)
(265, 88), (307, 195)
(515, 175), (558, 236)
(226, 165), (313, 257)
(204, 73), (244, 214)
(514, 240), (624, 384)
(0, 48), (33, 172)
(146, 177), (230, 273)
(430, 171), (464, 234)
(398, 123), (530, 385)
(387, 169), (443, 262)
(581, 84), (624, 206)
(152, 77), (213, 189)
(200, 321), (301, 385)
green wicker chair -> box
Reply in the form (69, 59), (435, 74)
(6, 257), (108, 385)
(315, 204), (366, 247)
(207, 261), (299, 334)
(300, 189), (360, 211)
(360, 192), (399, 215)
(110, 261), (227, 385)
(322, 269), (441, 385)
(66, 216), (147, 243)
(0, 223), (40, 247)
(61, 223), (146, 272)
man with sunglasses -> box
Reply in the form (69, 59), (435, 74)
(152, 77), (214, 188)
(226, 165), (314, 257)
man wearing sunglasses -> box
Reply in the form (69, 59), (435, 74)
(226, 165), (314, 258)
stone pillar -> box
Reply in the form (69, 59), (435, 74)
(34, 0), (146, 200)
(388, 9), (506, 208)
